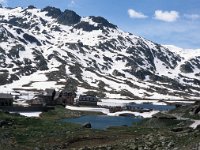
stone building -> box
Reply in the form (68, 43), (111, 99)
(58, 90), (76, 105)
(35, 88), (76, 106)
(0, 93), (13, 106)
(77, 95), (98, 106)
(37, 89), (56, 106)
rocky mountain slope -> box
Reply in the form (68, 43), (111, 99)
(0, 6), (200, 99)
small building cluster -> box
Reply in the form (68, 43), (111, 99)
(30, 89), (99, 107)
(0, 88), (101, 113)
(33, 89), (77, 106)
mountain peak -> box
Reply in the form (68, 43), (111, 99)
(27, 5), (36, 9)
(57, 9), (81, 25)
(41, 6), (81, 25)
(42, 6), (62, 18)
(89, 16), (117, 29)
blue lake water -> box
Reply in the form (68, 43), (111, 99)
(63, 104), (176, 130)
(127, 103), (176, 111)
(62, 115), (142, 130)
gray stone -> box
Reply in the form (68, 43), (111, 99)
(82, 122), (92, 128)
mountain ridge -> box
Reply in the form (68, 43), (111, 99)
(0, 6), (200, 99)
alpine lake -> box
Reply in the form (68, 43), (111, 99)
(62, 103), (176, 129)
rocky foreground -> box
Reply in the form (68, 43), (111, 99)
(0, 102), (200, 150)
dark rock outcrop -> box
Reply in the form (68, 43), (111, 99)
(0, 120), (12, 127)
(112, 70), (125, 77)
(74, 21), (98, 32)
(153, 113), (177, 119)
(27, 5), (36, 9)
(90, 16), (117, 29)
(74, 16), (117, 32)
(42, 6), (62, 18)
(82, 122), (92, 128)
(180, 62), (194, 73)
(57, 10), (81, 26)
(23, 33), (41, 46)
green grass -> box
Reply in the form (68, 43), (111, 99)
(0, 106), (200, 150)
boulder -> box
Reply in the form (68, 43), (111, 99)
(0, 120), (12, 127)
(171, 127), (184, 132)
(171, 127), (192, 132)
(82, 122), (92, 128)
(152, 112), (177, 119)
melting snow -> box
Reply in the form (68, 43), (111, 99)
(190, 120), (200, 129)
(66, 105), (158, 118)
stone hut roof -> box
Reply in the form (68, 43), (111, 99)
(79, 95), (98, 102)
(44, 89), (55, 96)
(0, 93), (13, 99)
(61, 90), (76, 97)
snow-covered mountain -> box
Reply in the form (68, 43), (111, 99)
(0, 6), (200, 99)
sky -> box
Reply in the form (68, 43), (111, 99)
(1, 0), (200, 49)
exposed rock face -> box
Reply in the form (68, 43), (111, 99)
(23, 33), (41, 46)
(112, 70), (125, 77)
(42, 6), (62, 18)
(57, 10), (81, 25)
(0, 6), (200, 99)
(91, 16), (117, 29)
(74, 16), (116, 32)
(42, 7), (81, 25)
(191, 102), (200, 115)
(74, 21), (99, 32)
(180, 62), (194, 73)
